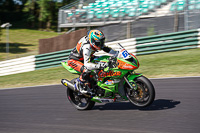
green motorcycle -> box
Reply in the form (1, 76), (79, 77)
(61, 43), (155, 110)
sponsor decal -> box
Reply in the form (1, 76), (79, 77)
(117, 59), (136, 70)
(93, 97), (115, 103)
(64, 83), (68, 87)
(69, 61), (78, 68)
(121, 65), (134, 69)
(98, 70), (122, 78)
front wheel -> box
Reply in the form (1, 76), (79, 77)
(125, 76), (155, 107)
(66, 79), (95, 110)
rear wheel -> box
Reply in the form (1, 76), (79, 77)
(66, 79), (95, 110)
(125, 76), (155, 107)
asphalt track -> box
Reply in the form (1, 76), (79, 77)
(0, 77), (200, 133)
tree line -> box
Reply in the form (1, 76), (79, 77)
(0, 0), (77, 30)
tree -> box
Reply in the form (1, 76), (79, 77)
(37, 0), (59, 30)
(0, 0), (15, 12)
(0, 0), (77, 29)
(0, 0), (28, 28)
(0, 21), (2, 42)
(22, 0), (77, 29)
(23, 0), (39, 28)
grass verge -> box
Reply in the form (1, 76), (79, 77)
(0, 29), (58, 60)
(0, 48), (200, 89)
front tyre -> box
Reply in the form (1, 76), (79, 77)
(66, 79), (95, 110)
(125, 76), (155, 107)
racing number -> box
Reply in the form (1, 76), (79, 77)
(122, 50), (129, 58)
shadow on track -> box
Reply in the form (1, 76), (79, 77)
(93, 99), (181, 111)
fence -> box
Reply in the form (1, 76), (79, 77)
(135, 29), (200, 55)
(96, 29), (200, 56)
(39, 29), (87, 54)
(0, 29), (200, 76)
(35, 49), (72, 70)
(0, 56), (35, 76)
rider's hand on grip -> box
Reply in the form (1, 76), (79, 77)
(108, 56), (117, 68)
(109, 56), (117, 61)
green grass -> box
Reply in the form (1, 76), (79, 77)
(0, 29), (58, 60)
(0, 66), (78, 89)
(0, 48), (200, 89)
(137, 48), (200, 78)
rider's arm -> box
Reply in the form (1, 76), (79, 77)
(82, 44), (101, 70)
(103, 46), (119, 56)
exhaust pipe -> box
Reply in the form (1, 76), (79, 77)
(61, 79), (76, 91)
(61, 79), (92, 98)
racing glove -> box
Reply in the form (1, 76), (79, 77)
(96, 62), (108, 69)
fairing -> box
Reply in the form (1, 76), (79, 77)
(61, 61), (81, 74)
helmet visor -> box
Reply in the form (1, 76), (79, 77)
(91, 38), (105, 50)
(95, 38), (105, 49)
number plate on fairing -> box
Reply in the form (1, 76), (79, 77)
(121, 49), (131, 59)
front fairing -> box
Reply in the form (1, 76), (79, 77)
(94, 54), (139, 71)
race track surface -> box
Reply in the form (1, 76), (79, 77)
(0, 77), (200, 133)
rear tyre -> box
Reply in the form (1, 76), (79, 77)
(125, 76), (155, 107)
(66, 78), (95, 110)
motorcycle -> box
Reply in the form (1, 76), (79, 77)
(61, 43), (155, 110)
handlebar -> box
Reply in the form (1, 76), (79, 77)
(108, 56), (117, 68)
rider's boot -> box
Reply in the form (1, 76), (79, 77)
(75, 78), (89, 94)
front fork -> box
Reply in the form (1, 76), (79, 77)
(124, 76), (136, 90)
(124, 73), (143, 91)
(123, 73), (143, 97)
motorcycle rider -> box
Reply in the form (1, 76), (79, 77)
(68, 29), (118, 94)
